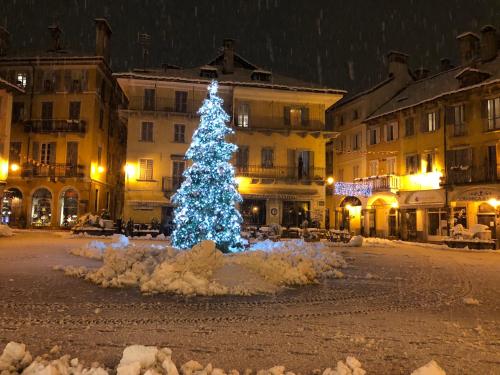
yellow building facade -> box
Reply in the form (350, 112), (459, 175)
(116, 40), (343, 231)
(330, 26), (500, 247)
(0, 20), (128, 228)
(0, 78), (23, 202)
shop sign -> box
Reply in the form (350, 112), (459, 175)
(456, 188), (499, 201)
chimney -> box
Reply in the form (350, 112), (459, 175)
(387, 51), (409, 78)
(0, 26), (10, 56)
(48, 24), (63, 51)
(456, 31), (480, 65)
(95, 18), (112, 63)
(480, 25), (498, 62)
(440, 58), (453, 72)
(414, 67), (430, 80)
(222, 38), (235, 74)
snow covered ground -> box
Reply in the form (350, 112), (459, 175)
(63, 236), (347, 296)
(0, 232), (499, 374)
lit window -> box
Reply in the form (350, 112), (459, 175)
(425, 112), (437, 132)
(487, 97), (500, 130)
(237, 103), (249, 127)
(16, 72), (27, 88)
(387, 157), (397, 175)
(406, 154), (419, 174)
(385, 122), (398, 142)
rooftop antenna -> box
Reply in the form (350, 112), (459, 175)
(137, 32), (151, 70)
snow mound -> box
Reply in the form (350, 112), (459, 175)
(70, 234), (132, 260)
(0, 341), (107, 375)
(63, 239), (346, 296)
(348, 235), (363, 247)
(463, 297), (480, 305)
(0, 224), (13, 237)
(410, 360), (446, 375)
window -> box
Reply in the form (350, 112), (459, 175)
(40, 143), (55, 164)
(175, 91), (188, 113)
(172, 161), (185, 190)
(261, 147), (274, 168)
(99, 108), (104, 129)
(43, 79), (54, 92)
(486, 97), (500, 130)
(353, 165), (359, 179)
(427, 208), (447, 236)
(423, 111), (438, 132)
(453, 206), (467, 228)
(12, 102), (25, 122)
(144, 89), (155, 110)
(174, 124), (185, 143)
(236, 146), (249, 170)
(9, 142), (21, 164)
(97, 146), (102, 165)
(41, 102), (53, 130)
(66, 142), (78, 166)
(140, 122), (154, 142)
(139, 159), (154, 180)
(385, 122), (398, 142)
(352, 109), (359, 120)
(352, 132), (361, 150)
(387, 157), (397, 175)
(339, 114), (344, 126)
(284, 107), (309, 126)
(237, 103), (250, 127)
(369, 160), (379, 176)
(16, 72), (27, 88)
(69, 102), (81, 120)
(447, 104), (466, 136)
(368, 127), (380, 145)
(405, 117), (415, 136)
(406, 154), (419, 174)
(338, 168), (344, 182)
(423, 152), (434, 173)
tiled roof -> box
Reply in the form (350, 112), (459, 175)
(115, 51), (345, 94)
(366, 56), (500, 120)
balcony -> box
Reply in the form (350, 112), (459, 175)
(447, 165), (499, 185)
(21, 163), (85, 178)
(24, 120), (86, 134)
(235, 165), (325, 184)
(354, 174), (400, 192)
(233, 118), (327, 132)
(128, 96), (199, 115)
(162, 177), (184, 196)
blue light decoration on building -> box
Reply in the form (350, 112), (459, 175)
(171, 80), (244, 253)
(334, 182), (373, 197)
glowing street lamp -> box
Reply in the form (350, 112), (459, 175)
(10, 163), (20, 172)
(326, 176), (334, 185)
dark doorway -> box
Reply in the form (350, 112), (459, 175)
(161, 206), (174, 235)
(282, 201), (310, 227)
(241, 199), (266, 225)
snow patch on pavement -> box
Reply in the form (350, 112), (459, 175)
(63, 239), (346, 296)
(0, 224), (13, 237)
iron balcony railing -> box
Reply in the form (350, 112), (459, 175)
(162, 177), (184, 195)
(354, 174), (400, 192)
(235, 165), (325, 182)
(24, 119), (87, 133)
(447, 165), (499, 185)
(21, 163), (85, 178)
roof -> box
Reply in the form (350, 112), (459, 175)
(0, 78), (24, 94)
(366, 55), (500, 121)
(327, 76), (395, 110)
(115, 50), (345, 95)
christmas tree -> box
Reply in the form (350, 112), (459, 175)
(171, 81), (244, 252)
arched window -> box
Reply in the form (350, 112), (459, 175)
(31, 188), (52, 227)
(1, 188), (23, 226)
(60, 188), (79, 227)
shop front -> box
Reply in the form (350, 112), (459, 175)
(399, 189), (446, 242)
(450, 186), (500, 247)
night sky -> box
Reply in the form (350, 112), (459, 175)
(2, 0), (499, 94)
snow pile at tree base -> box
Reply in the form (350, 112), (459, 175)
(63, 239), (346, 296)
(0, 224), (13, 237)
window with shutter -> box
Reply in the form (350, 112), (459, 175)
(69, 102), (81, 120)
(141, 122), (154, 142)
(237, 103), (250, 127)
(301, 107), (309, 126)
(9, 142), (21, 164)
(174, 124), (185, 143)
(369, 160), (379, 176)
(144, 89), (156, 111)
(290, 108), (302, 126)
(486, 97), (500, 130)
(261, 148), (274, 168)
(139, 159), (154, 180)
(66, 142), (78, 166)
(405, 117), (415, 136)
(175, 91), (187, 113)
(284, 106), (291, 126)
(236, 146), (249, 170)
